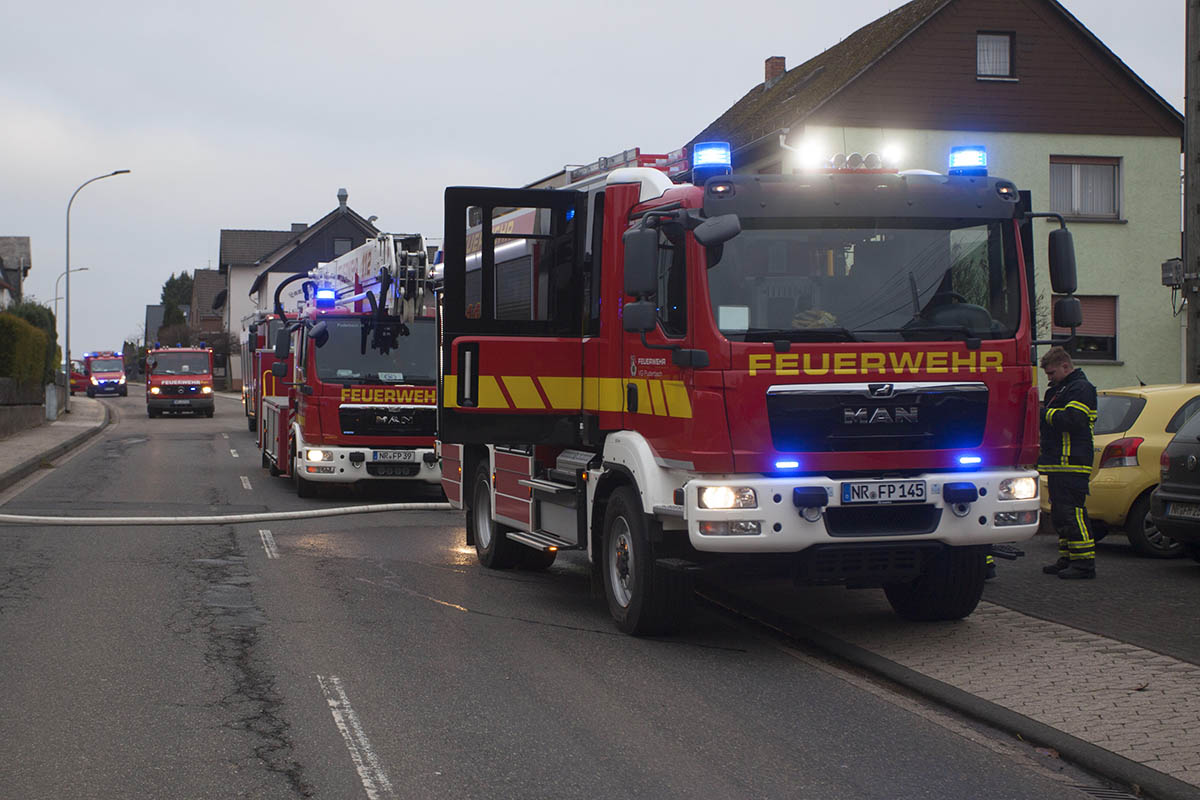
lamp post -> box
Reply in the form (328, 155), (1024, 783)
(65, 170), (129, 410)
(55, 267), (89, 362)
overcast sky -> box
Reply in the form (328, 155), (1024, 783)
(1, 0), (1186, 353)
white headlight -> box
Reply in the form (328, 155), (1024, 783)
(149, 386), (161, 395)
(699, 486), (757, 509)
(306, 449), (332, 462)
(201, 385), (213, 394)
(119, 375), (127, 384)
(998, 477), (1038, 501)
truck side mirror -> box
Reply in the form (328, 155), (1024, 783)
(622, 300), (657, 333)
(271, 362), (287, 378)
(307, 320), (329, 348)
(693, 213), (741, 247)
(623, 226), (659, 297)
(1053, 296), (1082, 329)
(247, 323), (258, 334)
(1048, 228), (1077, 294)
(274, 328), (291, 359)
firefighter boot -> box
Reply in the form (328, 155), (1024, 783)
(1042, 558), (1070, 575)
(1058, 563), (1095, 580)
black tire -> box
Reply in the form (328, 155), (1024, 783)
(601, 486), (692, 636)
(147, 408), (156, 419)
(120, 387), (127, 397)
(466, 461), (517, 569)
(518, 547), (557, 571)
(1126, 493), (1184, 558)
(205, 409), (215, 418)
(292, 441), (318, 498)
(86, 389), (95, 398)
(248, 415), (257, 433)
(884, 546), (987, 621)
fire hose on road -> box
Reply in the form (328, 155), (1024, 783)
(0, 502), (454, 526)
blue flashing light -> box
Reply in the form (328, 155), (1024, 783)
(315, 287), (336, 309)
(565, 208), (575, 221)
(775, 460), (800, 470)
(958, 455), (983, 466)
(693, 141), (732, 169)
(948, 146), (988, 176)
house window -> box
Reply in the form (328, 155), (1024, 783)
(976, 33), (1014, 78)
(1050, 156), (1121, 220)
(1053, 295), (1117, 361)
(333, 238), (353, 257)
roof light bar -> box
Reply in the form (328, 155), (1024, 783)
(948, 146), (988, 176)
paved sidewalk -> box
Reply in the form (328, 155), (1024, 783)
(710, 578), (1200, 800)
(0, 397), (109, 489)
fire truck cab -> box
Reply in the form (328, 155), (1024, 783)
(145, 346), (215, 417)
(82, 351), (127, 397)
(438, 143), (1081, 635)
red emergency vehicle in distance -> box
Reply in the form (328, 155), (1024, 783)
(68, 359), (87, 395)
(438, 143), (1083, 635)
(145, 346), (215, 418)
(82, 351), (127, 397)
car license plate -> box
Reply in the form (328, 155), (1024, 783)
(172, 399), (190, 405)
(1168, 502), (1200, 520)
(373, 450), (415, 462)
(841, 479), (926, 504)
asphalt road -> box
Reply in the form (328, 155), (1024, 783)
(0, 388), (1116, 799)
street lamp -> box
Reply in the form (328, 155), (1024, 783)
(55, 267), (89, 360)
(65, 169), (129, 410)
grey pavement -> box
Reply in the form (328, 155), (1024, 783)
(4, 404), (1198, 797)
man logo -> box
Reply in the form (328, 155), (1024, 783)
(868, 383), (895, 398)
(843, 407), (919, 425)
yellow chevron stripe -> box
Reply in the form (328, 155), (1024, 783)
(662, 380), (693, 418)
(648, 379), (667, 416)
(443, 375), (458, 408)
(540, 376), (582, 409)
(478, 375), (507, 408)
(445, 374), (694, 419)
(501, 375), (544, 409)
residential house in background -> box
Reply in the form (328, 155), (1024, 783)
(144, 305), (164, 346)
(689, 0), (1184, 388)
(219, 189), (379, 390)
(0, 236), (32, 310)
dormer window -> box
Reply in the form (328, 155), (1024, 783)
(977, 32), (1014, 79)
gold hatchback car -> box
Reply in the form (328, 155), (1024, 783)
(1040, 384), (1200, 558)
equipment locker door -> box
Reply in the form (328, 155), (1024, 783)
(440, 187), (589, 446)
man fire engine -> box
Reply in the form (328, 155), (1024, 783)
(145, 345), (215, 417)
(82, 351), (127, 397)
(438, 143), (1081, 635)
(257, 234), (440, 498)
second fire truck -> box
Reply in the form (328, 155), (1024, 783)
(256, 234), (441, 497)
(145, 345), (215, 417)
(438, 143), (1081, 635)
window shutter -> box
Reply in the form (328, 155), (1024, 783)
(1053, 295), (1115, 336)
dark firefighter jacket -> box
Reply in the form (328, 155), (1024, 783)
(1037, 368), (1097, 477)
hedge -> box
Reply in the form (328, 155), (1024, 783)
(6, 300), (58, 384)
(0, 312), (48, 386)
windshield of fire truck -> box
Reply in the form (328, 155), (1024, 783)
(152, 353), (210, 374)
(313, 317), (436, 384)
(706, 220), (1022, 343)
(89, 358), (123, 372)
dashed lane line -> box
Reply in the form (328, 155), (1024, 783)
(240, 475), (252, 491)
(230, 449), (239, 458)
(258, 529), (279, 559)
(316, 675), (393, 799)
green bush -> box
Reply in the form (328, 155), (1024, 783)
(0, 312), (49, 385)
(6, 300), (57, 383)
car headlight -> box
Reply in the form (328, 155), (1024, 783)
(306, 449), (333, 462)
(149, 386), (161, 395)
(90, 376), (98, 385)
(699, 486), (757, 509)
(119, 375), (127, 384)
(998, 477), (1038, 501)
(201, 385), (213, 394)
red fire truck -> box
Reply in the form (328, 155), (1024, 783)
(258, 234), (441, 497)
(144, 346), (215, 417)
(82, 351), (128, 397)
(438, 143), (1081, 635)
(241, 310), (283, 433)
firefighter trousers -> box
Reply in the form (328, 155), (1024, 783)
(1048, 477), (1095, 565)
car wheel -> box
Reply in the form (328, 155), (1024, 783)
(466, 461), (517, 569)
(1125, 493), (1184, 558)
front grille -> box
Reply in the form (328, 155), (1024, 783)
(366, 463), (420, 477)
(766, 382), (988, 452)
(161, 385), (200, 396)
(340, 405), (436, 437)
(795, 542), (944, 585)
(824, 504), (943, 536)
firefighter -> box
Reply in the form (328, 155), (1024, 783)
(1036, 346), (1098, 579)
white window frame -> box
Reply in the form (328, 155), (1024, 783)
(1049, 156), (1123, 221)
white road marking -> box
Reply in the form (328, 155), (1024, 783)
(258, 528), (279, 559)
(230, 449), (239, 458)
(222, 433), (229, 439)
(240, 475), (252, 491)
(317, 675), (393, 799)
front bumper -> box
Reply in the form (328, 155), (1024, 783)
(681, 469), (1040, 553)
(148, 396), (214, 412)
(90, 381), (125, 395)
(297, 443), (441, 484)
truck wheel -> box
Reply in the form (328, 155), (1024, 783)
(1125, 493), (1184, 558)
(120, 387), (127, 397)
(467, 461), (517, 569)
(518, 547), (557, 571)
(87, 389), (95, 398)
(884, 546), (987, 621)
(602, 486), (691, 636)
(247, 415), (257, 433)
(205, 409), (215, 418)
(147, 408), (156, 419)
(292, 443), (318, 498)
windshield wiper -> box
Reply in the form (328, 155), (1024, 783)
(742, 327), (859, 343)
(856, 325), (987, 345)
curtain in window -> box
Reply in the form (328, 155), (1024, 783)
(1077, 164), (1117, 216)
(1050, 163), (1073, 214)
(977, 34), (1011, 76)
